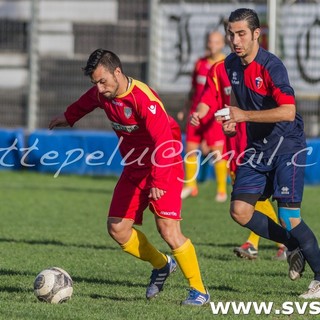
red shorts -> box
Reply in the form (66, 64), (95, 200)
(186, 110), (226, 147)
(108, 165), (183, 225)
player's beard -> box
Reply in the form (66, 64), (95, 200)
(103, 75), (120, 100)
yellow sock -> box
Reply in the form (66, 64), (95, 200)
(247, 232), (260, 249)
(214, 159), (228, 194)
(172, 239), (205, 294)
(255, 199), (282, 247)
(185, 154), (198, 188)
(121, 228), (167, 269)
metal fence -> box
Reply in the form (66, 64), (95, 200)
(0, 0), (319, 137)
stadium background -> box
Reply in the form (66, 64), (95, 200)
(0, 0), (319, 182)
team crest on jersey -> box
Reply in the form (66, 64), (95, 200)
(124, 107), (132, 119)
(255, 77), (263, 89)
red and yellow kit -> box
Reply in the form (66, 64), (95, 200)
(186, 56), (225, 147)
(200, 61), (247, 173)
(64, 78), (184, 224)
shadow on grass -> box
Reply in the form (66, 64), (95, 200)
(89, 293), (145, 301)
(0, 285), (33, 293)
(0, 237), (118, 251)
(208, 284), (241, 293)
(72, 275), (145, 288)
(0, 184), (113, 195)
(195, 242), (280, 251)
(0, 268), (34, 277)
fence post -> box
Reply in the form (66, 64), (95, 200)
(267, 0), (279, 55)
(27, 0), (40, 132)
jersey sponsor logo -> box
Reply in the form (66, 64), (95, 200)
(231, 72), (240, 85)
(160, 211), (178, 217)
(112, 100), (123, 107)
(281, 186), (290, 195)
(224, 86), (232, 96)
(124, 107), (132, 119)
(148, 104), (157, 114)
(255, 76), (263, 89)
(110, 121), (139, 133)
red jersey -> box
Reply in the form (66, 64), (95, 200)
(64, 78), (183, 190)
(190, 56), (224, 112)
(199, 60), (247, 173)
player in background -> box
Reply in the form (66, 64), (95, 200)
(178, 31), (228, 202)
(49, 49), (210, 306)
(190, 55), (287, 261)
(218, 8), (320, 298)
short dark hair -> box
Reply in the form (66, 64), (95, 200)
(228, 8), (260, 33)
(83, 49), (123, 76)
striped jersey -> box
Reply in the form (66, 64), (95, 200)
(224, 47), (306, 158)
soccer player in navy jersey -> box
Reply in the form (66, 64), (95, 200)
(217, 8), (320, 298)
(49, 49), (209, 305)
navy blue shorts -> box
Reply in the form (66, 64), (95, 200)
(232, 152), (306, 205)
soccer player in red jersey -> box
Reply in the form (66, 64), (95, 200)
(190, 52), (287, 261)
(179, 31), (228, 202)
(49, 49), (209, 306)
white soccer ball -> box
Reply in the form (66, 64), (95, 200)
(34, 267), (73, 304)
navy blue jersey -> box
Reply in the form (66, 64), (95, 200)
(224, 47), (306, 158)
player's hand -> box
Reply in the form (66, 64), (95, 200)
(190, 112), (201, 126)
(223, 122), (237, 137)
(49, 113), (69, 130)
(149, 187), (166, 201)
(222, 104), (247, 123)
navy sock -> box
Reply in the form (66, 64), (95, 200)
(290, 220), (320, 280)
(244, 211), (298, 250)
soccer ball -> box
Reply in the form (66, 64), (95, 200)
(34, 267), (73, 303)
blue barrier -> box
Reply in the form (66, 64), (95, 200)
(0, 129), (320, 184)
(27, 130), (123, 177)
(0, 128), (25, 171)
(305, 139), (320, 185)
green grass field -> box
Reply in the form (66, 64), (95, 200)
(0, 170), (319, 320)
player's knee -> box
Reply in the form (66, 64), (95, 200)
(230, 201), (254, 226)
(106, 220), (118, 239)
(107, 218), (131, 244)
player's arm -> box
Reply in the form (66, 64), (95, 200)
(49, 113), (70, 129)
(189, 102), (210, 126)
(218, 86), (295, 124)
(49, 86), (100, 129)
(224, 103), (296, 123)
(190, 66), (220, 126)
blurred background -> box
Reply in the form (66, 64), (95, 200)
(0, 0), (319, 134)
(0, 0), (319, 180)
